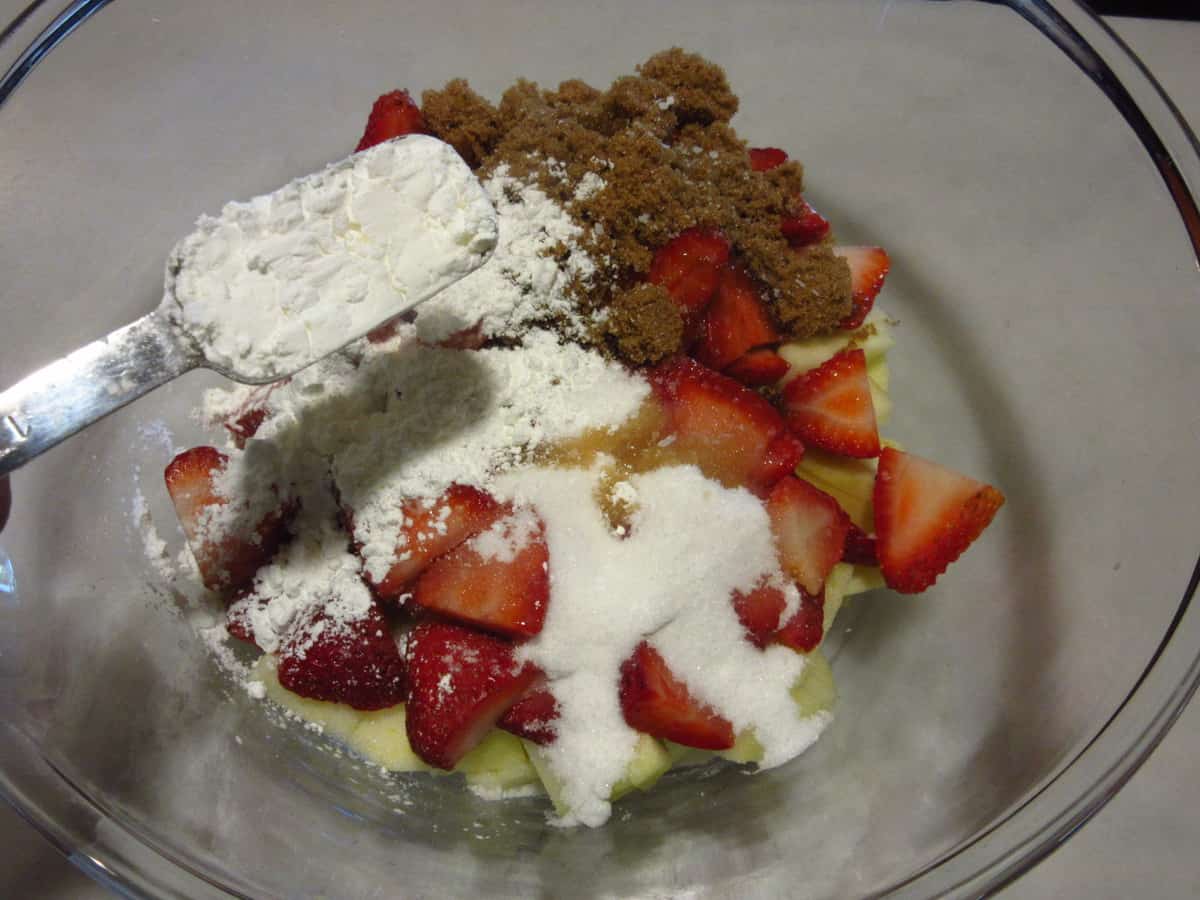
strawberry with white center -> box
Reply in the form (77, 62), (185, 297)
(767, 475), (851, 596)
(361, 484), (505, 600)
(164, 446), (292, 592)
(647, 357), (802, 495)
(782, 347), (881, 458)
(276, 603), (407, 711)
(873, 448), (1004, 593)
(405, 618), (540, 769)
(834, 246), (890, 330)
(619, 642), (735, 750)
(412, 507), (551, 638)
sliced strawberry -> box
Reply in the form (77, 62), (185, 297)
(782, 347), (881, 458)
(748, 147), (788, 172)
(226, 591), (267, 647)
(775, 586), (826, 653)
(619, 642), (734, 750)
(405, 618), (539, 769)
(648, 357), (795, 494)
(752, 430), (805, 491)
(276, 603), (406, 711)
(732, 582), (787, 648)
(843, 522), (879, 566)
(164, 447), (292, 592)
(365, 485), (505, 599)
(498, 680), (560, 745)
(781, 199), (831, 247)
(834, 246), (890, 330)
(725, 347), (790, 386)
(767, 475), (851, 595)
(355, 90), (426, 152)
(692, 264), (780, 371)
(647, 228), (732, 320)
(411, 509), (550, 638)
(873, 448), (1004, 593)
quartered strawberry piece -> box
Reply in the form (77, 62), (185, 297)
(164, 446), (292, 592)
(732, 582), (787, 648)
(842, 521), (879, 566)
(833, 246), (890, 330)
(411, 509), (550, 638)
(873, 448), (1004, 593)
(365, 484), (505, 599)
(767, 475), (851, 595)
(782, 347), (881, 458)
(648, 228), (732, 320)
(276, 603), (407, 711)
(405, 618), (540, 769)
(781, 199), (831, 248)
(619, 642), (735, 750)
(725, 347), (790, 387)
(748, 147), (788, 172)
(226, 591), (267, 647)
(648, 357), (797, 495)
(498, 680), (560, 745)
(355, 90), (427, 152)
(692, 264), (780, 371)
(775, 586), (826, 653)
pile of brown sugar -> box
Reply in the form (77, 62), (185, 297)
(420, 49), (852, 365)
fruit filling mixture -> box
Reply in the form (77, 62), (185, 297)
(159, 50), (1004, 827)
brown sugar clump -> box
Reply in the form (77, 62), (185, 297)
(601, 284), (684, 364)
(420, 49), (853, 363)
(419, 79), (502, 169)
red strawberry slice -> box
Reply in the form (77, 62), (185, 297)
(833, 246), (890, 330)
(752, 430), (805, 492)
(648, 357), (796, 494)
(782, 347), (881, 458)
(276, 603), (406, 711)
(748, 147), (788, 172)
(498, 680), (560, 745)
(842, 522), (879, 566)
(412, 509), (550, 638)
(775, 586), (826, 653)
(648, 228), (732, 319)
(732, 582), (787, 648)
(405, 618), (539, 769)
(355, 90), (427, 152)
(226, 591), (267, 647)
(164, 447), (292, 592)
(725, 347), (790, 386)
(767, 475), (851, 595)
(873, 448), (1004, 593)
(692, 264), (780, 371)
(619, 642), (735, 750)
(365, 485), (505, 600)
(781, 199), (831, 247)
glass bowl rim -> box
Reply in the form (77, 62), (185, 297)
(0, 0), (1197, 896)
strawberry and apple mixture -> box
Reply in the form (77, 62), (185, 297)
(161, 51), (1003, 826)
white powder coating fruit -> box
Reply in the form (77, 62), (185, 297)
(491, 463), (822, 828)
(411, 164), (596, 345)
(331, 329), (649, 582)
(164, 136), (498, 381)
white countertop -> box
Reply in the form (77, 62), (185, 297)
(1, 12), (1197, 900)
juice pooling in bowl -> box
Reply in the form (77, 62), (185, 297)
(149, 50), (1003, 828)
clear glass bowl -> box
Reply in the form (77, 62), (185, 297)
(0, 1), (1197, 896)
